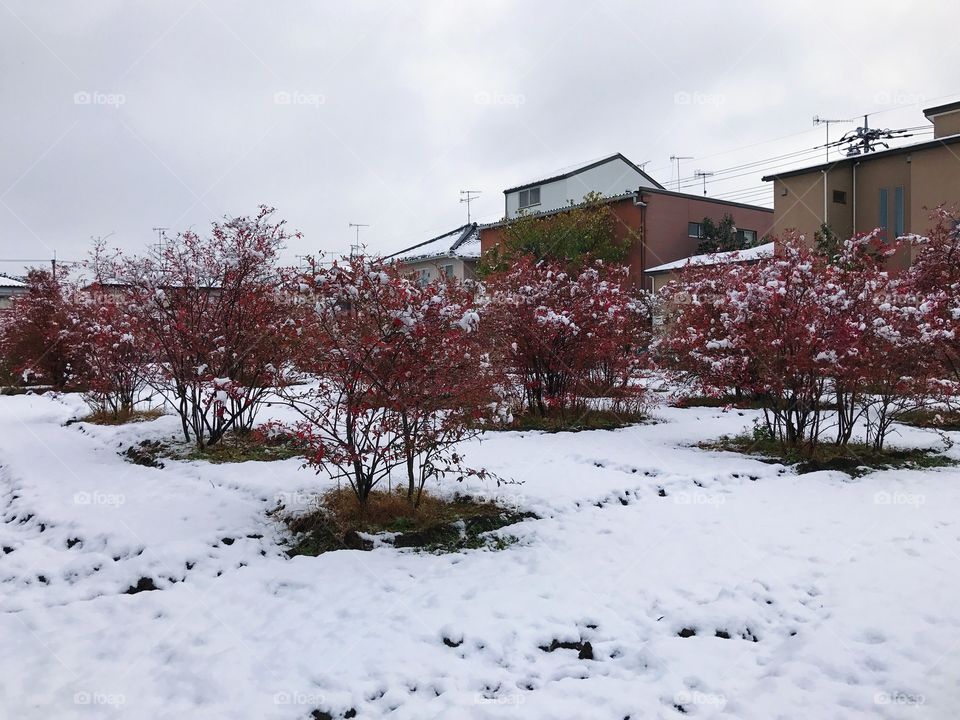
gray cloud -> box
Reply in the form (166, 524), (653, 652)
(1, 0), (956, 272)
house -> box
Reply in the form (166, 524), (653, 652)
(480, 182), (773, 290)
(762, 100), (960, 270)
(0, 276), (27, 309)
(502, 153), (662, 219)
(386, 223), (480, 284)
(645, 241), (776, 294)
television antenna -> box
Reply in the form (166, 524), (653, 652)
(669, 155), (693, 190)
(694, 170), (715, 197)
(459, 190), (482, 223)
(813, 116), (853, 161)
(348, 223), (369, 259)
(839, 115), (916, 157)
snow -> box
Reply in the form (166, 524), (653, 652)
(388, 225), (479, 264)
(2, 393), (959, 718)
(646, 242), (776, 275)
(0, 275), (26, 288)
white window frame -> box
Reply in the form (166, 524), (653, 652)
(518, 187), (541, 209)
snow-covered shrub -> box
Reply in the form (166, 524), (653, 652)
(656, 230), (949, 452)
(0, 269), (87, 390)
(483, 256), (650, 419)
(283, 256), (505, 507)
(104, 206), (297, 448)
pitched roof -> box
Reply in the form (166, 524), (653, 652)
(0, 275), (26, 288)
(480, 191), (642, 229)
(502, 153), (664, 194)
(386, 223), (480, 263)
(645, 242), (775, 275)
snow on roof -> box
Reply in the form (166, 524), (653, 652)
(387, 224), (480, 263)
(645, 241), (775, 275)
(0, 275), (26, 288)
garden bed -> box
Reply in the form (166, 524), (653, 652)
(122, 430), (305, 466)
(699, 432), (955, 477)
(280, 487), (535, 556)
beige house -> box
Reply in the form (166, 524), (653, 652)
(386, 224), (480, 284)
(763, 101), (960, 270)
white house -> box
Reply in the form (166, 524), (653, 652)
(502, 153), (662, 219)
(386, 223), (480, 284)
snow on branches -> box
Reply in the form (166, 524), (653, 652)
(483, 256), (651, 419)
(283, 256), (507, 507)
(657, 226), (955, 451)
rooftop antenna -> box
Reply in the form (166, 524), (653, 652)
(638, 160), (651, 171)
(348, 223), (369, 259)
(813, 116), (853, 161)
(669, 155), (693, 190)
(694, 170), (715, 196)
(459, 190), (482, 224)
(839, 114), (913, 157)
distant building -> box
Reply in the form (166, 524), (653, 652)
(763, 101), (960, 270)
(480, 185), (773, 290)
(386, 223), (480, 284)
(0, 276), (27, 309)
(645, 241), (775, 294)
(502, 153), (662, 219)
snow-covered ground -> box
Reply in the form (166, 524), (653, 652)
(2, 393), (960, 718)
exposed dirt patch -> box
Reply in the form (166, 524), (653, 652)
(280, 488), (536, 556)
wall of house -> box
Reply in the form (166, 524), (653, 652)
(640, 191), (774, 288)
(769, 141), (960, 271)
(482, 193), (773, 290)
(504, 159), (657, 219)
(397, 257), (476, 284)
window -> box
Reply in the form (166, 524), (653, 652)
(879, 188), (888, 231)
(894, 186), (905, 237)
(417, 269), (431, 287)
(832, 190), (847, 204)
(518, 187), (541, 209)
(688, 222), (703, 238)
(737, 229), (757, 245)
(441, 264), (454, 278)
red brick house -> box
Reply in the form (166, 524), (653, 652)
(479, 184), (774, 290)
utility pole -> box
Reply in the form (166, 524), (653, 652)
(669, 155), (693, 190)
(348, 223), (369, 259)
(459, 190), (482, 224)
(813, 116), (852, 162)
(694, 170), (714, 197)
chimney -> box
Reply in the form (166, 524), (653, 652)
(923, 100), (960, 139)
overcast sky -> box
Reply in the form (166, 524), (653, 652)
(1, 0), (956, 272)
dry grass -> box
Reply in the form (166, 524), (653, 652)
(83, 408), (166, 426)
(700, 432), (955, 477)
(283, 486), (533, 556)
